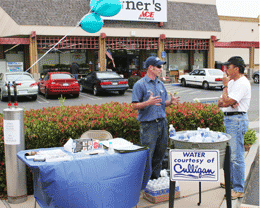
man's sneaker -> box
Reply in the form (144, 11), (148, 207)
(231, 190), (244, 200)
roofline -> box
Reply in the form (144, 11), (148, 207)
(218, 15), (259, 23)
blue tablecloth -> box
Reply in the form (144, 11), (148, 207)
(17, 147), (150, 208)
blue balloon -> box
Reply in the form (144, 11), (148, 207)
(90, 0), (121, 17)
(80, 13), (103, 33)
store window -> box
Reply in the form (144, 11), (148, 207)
(168, 51), (189, 71)
(193, 51), (207, 70)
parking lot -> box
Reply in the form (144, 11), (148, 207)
(0, 83), (258, 124)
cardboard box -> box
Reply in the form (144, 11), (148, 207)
(143, 191), (180, 204)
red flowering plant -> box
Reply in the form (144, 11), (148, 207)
(166, 102), (225, 132)
(0, 102), (224, 198)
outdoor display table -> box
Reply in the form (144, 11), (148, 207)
(17, 147), (150, 208)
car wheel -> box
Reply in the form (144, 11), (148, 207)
(93, 85), (98, 96)
(45, 88), (49, 99)
(203, 81), (209, 90)
(118, 90), (125, 95)
(32, 95), (37, 101)
(181, 79), (186, 87)
(254, 75), (259, 84)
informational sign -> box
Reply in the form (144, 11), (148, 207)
(161, 51), (166, 58)
(7, 62), (23, 72)
(103, 0), (167, 22)
(4, 120), (21, 145)
(170, 149), (219, 182)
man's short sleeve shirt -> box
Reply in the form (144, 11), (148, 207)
(132, 75), (168, 122)
(221, 76), (251, 112)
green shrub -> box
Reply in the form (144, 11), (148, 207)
(128, 76), (141, 89)
(0, 102), (224, 198)
(244, 129), (258, 145)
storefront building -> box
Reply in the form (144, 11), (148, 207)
(0, 0), (258, 79)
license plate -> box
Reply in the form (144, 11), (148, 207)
(63, 83), (69, 86)
(19, 90), (27, 95)
(112, 82), (118, 85)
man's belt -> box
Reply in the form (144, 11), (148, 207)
(224, 112), (246, 116)
(141, 118), (165, 123)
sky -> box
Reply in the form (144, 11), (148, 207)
(216, 0), (260, 18)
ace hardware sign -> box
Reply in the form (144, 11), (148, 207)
(103, 0), (167, 22)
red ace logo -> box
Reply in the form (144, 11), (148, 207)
(139, 11), (154, 18)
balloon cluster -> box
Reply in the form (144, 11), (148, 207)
(80, 0), (121, 33)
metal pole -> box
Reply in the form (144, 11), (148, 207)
(197, 182), (201, 206)
(3, 99), (27, 203)
(7, 82), (11, 104)
(169, 142), (175, 208)
(224, 143), (232, 208)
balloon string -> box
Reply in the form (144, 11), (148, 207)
(13, 9), (92, 83)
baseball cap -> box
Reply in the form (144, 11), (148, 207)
(223, 56), (246, 67)
(144, 56), (166, 68)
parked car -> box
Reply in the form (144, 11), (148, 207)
(79, 71), (129, 95)
(178, 68), (224, 90)
(38, 72), (80, 98)
(252, 70), (259, 84)
(0, 72), (38, 101)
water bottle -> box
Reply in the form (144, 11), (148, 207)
(108, 141), (115, 155)
(98, 143), (105, 156)
(169, 124), (176, 138)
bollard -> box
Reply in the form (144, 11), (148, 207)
(3, 82), (27, 204)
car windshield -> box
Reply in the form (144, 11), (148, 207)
(5, 74), (33, 81)
(51, 74), (73, 79)
(208, 70), (223, 76)
(96, 72), (121, 79)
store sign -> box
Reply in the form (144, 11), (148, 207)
(170, 149), (219, 182)
(102, 0), (167, 22)
(7, 62), (23, 72)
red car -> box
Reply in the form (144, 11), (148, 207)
(38, 72), (80, 98)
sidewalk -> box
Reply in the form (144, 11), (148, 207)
(0, 121), (259, 208)
(136, 123), (259, 208)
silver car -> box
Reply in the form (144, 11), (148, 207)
(0, 72), (38, 101)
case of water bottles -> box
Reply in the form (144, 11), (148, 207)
(143, 169), (180, 203)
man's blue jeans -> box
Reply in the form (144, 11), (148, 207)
(140, 118), (168, 179)
(224, 114), (249, 193)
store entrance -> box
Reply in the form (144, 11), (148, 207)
(108, 50), (140, 78)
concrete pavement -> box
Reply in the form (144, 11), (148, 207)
(0, 121), (259, 208)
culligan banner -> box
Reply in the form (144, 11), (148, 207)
(170, 149), (220, 182)
(102, 0), (167, 22)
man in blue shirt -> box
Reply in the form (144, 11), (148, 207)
(132, 56), (180, 179)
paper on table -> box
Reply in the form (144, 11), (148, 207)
(101, 138), (133, 149)
(115, 144), (144, 151)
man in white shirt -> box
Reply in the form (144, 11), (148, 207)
(218, 56), (251, 200)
